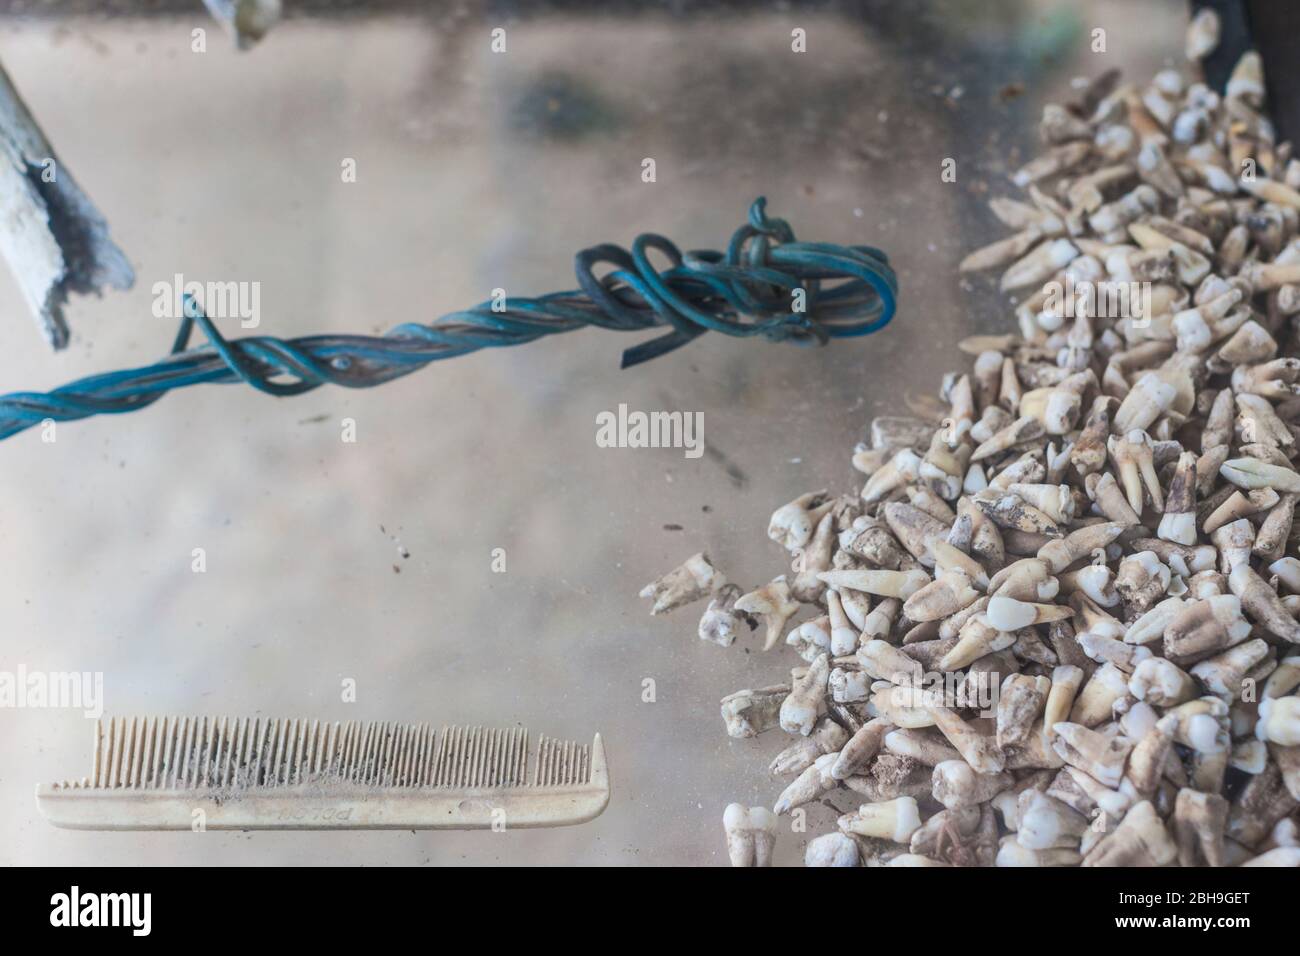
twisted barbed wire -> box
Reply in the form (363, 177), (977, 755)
(0, 197), (897, 442)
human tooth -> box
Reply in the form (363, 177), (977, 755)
(773, 752), (838, 815)
(804, 832), (859, 867)
(734, 577), (800, 651)
(769, 718), (849, 776)
(720, 685), (788, 738)
(640, 552), (725, 615)
(818, 568), (929, 600)
(837, 797), (923, 843)
(697, 583), (753, 647)
(779, 653), (830, 736)
(1051, 723), (1134, 788)
(768, 491), (834, 551)
(723, 804), (778, 867)
(1256, 696), (1300, 746)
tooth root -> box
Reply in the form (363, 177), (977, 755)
(1115, 459), (1143, 515)
(1230, 564), (1300, 644)
(723, 804), (778, 866)
(996, 674), (1050, 750)
(805, 832), (860, 867)
(1139, 458), (1164, 512)
(773, 752), (837, 815)
(721, 685), (790, 739)
(1083, 801), (1178, 866)
(939, 615), (1015, 670)
(639, 552), (725, 615)
(768, 491), (833, 551)
(734, 578), (800, 651)
(927, 706), (1005, 774)
(973, 490), (1063, 537)
(971, 416), (1045, 462)
(882, 501), (951, 567)
(987, 595), (1072, 630)
(1256, 697), (1300, 746)
(1051, 722), (1133, 788)
(903, 571), (980, 622)
(1173, 788), (1229, 867)
(830, 717), (894, 780)
(837, 797), (923, 843)
(818, 568), (929, 600)
(779, 654), (831, 737)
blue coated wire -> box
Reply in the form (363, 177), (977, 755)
(0, 198), (897, 441)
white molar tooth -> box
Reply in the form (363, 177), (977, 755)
(932, 759), (1013, 809)
(829, 667), (870, 704)
(1230, 738), (1268, 774)
(1256, 697), (1300, 746)
(817, 568), (930, 600)
(805, 831), (860, 867)
(1118, 700), (1159, 742)
(1017, 791), (1089, 850)
(1074, 564), (1119, 606)
(996, 837), (1082, 867)
(779, 653), (830, 736)
(785, 618), (832, 663)
(768, 491), (834, 551)
(723, 803), (778, 867)
(639, 552), (726, 615)
(698, 583), (751, 647)
(837, 797), (923, 843)
(1128, 657), (1197, 707)
(1115, 550), (1173, 612)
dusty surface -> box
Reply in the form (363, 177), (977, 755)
(0, 1), (1180, 865)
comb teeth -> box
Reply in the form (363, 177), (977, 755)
(54, 717), (595, 791)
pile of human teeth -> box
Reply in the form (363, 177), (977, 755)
(642, 13), (1300, 867)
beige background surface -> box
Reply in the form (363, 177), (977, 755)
(0, 1), (1180, 865)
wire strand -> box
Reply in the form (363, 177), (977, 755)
(0, 198), (897, 441)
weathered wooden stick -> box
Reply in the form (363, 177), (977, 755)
(0, 60), (133, 349)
